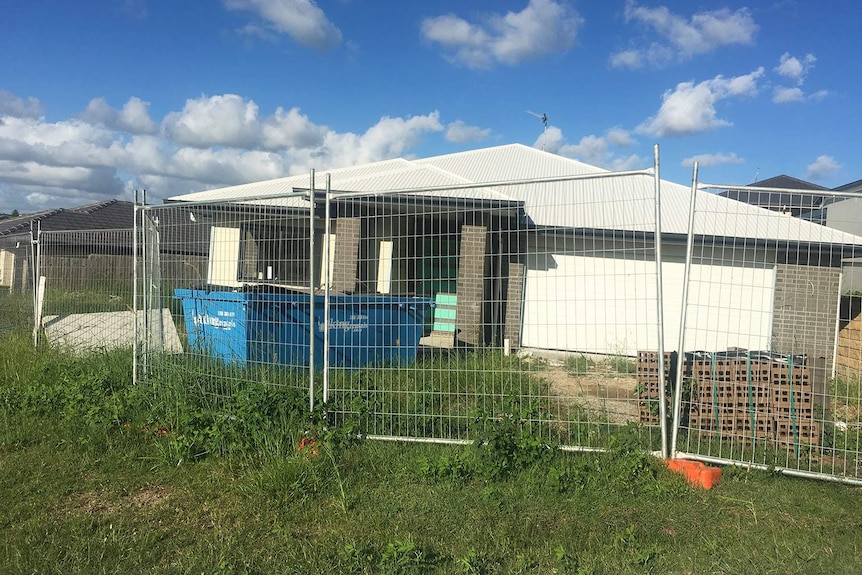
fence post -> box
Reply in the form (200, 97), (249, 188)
(652, 144), (669, 458)
(30, 223), (36, 345)
(308, 170), (316, 412)
(133, 190), (139, 386)
(323, 174), (332, 405)
(670, 162), (699, 458)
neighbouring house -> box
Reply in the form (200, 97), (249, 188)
(165, 144), (862, 373)
(0, 199), (211, 296)
(0, 200), (135, 293)
(718, 174), (831, 220)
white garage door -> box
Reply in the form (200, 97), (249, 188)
(670, 261), (775, 353)
(521, 254), (660, 354)
(521, 254), (775, 355)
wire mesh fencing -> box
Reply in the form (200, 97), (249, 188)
(136, 162), (668, 454)
(35, 228), (137, 352)
(0, 229), (34, 335)
(12, 154), (859, 484)
(671, 174), (862, 484)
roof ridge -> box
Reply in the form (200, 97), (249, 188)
(71, 199), (119, 213)
(0, 207), (63, 235)
(746, 174), (829, 191)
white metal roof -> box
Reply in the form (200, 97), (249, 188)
(168, 143), (862, 245)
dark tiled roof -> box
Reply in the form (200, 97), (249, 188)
(0, 199), (133, 236)
(719, 174), (829, 210)
(833, 179), (862, 193)
(746, 175), (829, 191)
(0, 200), (211, 256)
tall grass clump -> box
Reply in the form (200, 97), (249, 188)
(325, 350), (555, 440)
(0, 334), (313, 464)
(141, 358), (311, 462)
(564, 354), (594, 376)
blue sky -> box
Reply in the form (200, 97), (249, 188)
(0, 0), (858, 213)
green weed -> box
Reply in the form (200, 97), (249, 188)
(564, 354), (594, 376)
(605, 354), (637, 374)
(457, 547), (496, 575)
(379, 539), (433, 573)
(470, 398), (556, 480)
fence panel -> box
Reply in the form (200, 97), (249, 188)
(322, 172), (664, 452)
(135, 195), (316, 403)
(36, 228), (136, 352)
(672, 179), (862, 484)
(135, 165), (667, 453)
(0, 229), (34, 335)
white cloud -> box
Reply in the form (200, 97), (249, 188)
(422, 0), (583, 69)
(445, 120), (492, 144)
(809, 90), (829, 100)
(637, 68), (764, 137)
(771, 53), (827, 104)
(223, 0), (342, 51)
(261, 106), (327, 150)
(81, 97), (157, 134)
(0, 90), (44, 119)
(806, 155), (840, 180)
(772, 86), (805, 104)
(0, 160), (124, 197)
(310, 113), (443, 168)
(0, 90), (446, 213)
(772, 87), (829, 104)
(775, 52), (816, 85)
(163, 94), (262, 149)
(609, 49), (641, 69)
(612, 1), (757, 69)
(0, 115), (114, 152)
(605, 127), (635, 147)
(681, 152), (744, 167)
(539, 126), (643, 169)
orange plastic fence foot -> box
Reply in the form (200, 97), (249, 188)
(665, 458), (722, 489)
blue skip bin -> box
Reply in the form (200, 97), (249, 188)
(175, 289), (433, 369)
(174, 289), (248, 364)
(248, 293), (434, 370)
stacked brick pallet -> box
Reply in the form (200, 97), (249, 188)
(769, 358), (820, 446)
(636, 351), (692, 425)
(637, 350), (821, 448)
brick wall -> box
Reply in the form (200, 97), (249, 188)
(331, 218), (360, 293)
(771, 264), (841, 367)
(455, 225), (487, 346)
(503, 262), (525, 348)
(41, 254), (135, 290)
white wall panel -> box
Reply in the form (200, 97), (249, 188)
(521, 253), (774, 355)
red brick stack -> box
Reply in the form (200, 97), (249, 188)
(636, 351), (669, 425)
(638, 351), (821, 448)
(635, 351), (692, 425)
(770, 359), (820, 446)
(689, 355), (770, 440)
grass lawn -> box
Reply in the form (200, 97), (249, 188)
(1, 291), (861, 574)
(2, 415), (861, 574)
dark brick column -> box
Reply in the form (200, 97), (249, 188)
(772, 263), (841, 366)
(455, 225), (488, 346)
(504, 262), (525, 348)
(332, 218), (360, 293)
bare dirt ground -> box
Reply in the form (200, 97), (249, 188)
(61, 484), (173, 517)
(530, 361), (640, 423)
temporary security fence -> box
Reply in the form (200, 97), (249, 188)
(129, 151), (862, 485)
(668, 171), (862, 484)
(33, 228), (137, 352)
(135, 149), (668, 457)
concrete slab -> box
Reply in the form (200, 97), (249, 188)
(42, 309), (182, 354)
